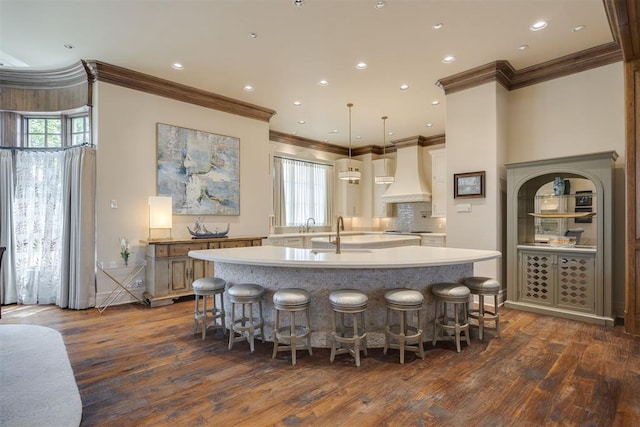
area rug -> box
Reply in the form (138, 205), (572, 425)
(0, 325), (82, 426)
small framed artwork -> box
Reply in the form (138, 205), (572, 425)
(575, 191), (592, 207)
(575, 190), (593, 223)
(454, 171), (486, 199)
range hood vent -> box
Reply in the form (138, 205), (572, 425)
(381, 142), (431, 203)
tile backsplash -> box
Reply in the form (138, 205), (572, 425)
(390, 202), (446, 232)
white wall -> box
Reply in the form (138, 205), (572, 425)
(506, 62), (626, 316)
(95, 82), (271, 297)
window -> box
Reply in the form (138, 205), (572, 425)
(26, 118), (62, 148)
(273, 156), (333, 227)
(24, 114), (90, 148)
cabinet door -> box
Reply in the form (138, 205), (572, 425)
(169, 258), (190, 293)
(519, 251), (554, 306)
(192, 258), (208, 284)
(555, 253), (596, 313)
(430, 148), (446, 218)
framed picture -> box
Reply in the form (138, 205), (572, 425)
(575, 190), (592, 207)
(156, 123), (240, 215)
(454, 171), (486, 199)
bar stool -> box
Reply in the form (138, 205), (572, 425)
(272, 288), (313, 365)
(383, 288), (425, 364)
(462, 276), (501, 340)
(431, 283), (471, 353)
(192, 276), (226, 340)
(227, 283), (265, 353)
(329, 289), (368, 367)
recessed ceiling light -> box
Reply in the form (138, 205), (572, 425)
(324, 139), (329, 142)
(375, 1), (386, 9)
(248, 32), (258, 39)
(442, 55), (455, 63)
(171, 62), (184, 70)
(356, 136), (362, 139)
(356, 62), (368, 70)
(298, 120), (306, 124)
(64, 44), (74, 49)
(318, 79), (329, 86)
(292, 0), (304, 7)
(517, 44), (529, 51)
(530, 21), (548, 31)
(431, 100), (440, 105)
(400, 84), (409, 90)
(388, 132), (394, 136)
(572, 25), (586, 32)
(330, 129), (339, 134)
(432, 23), (443, 30)
(292, 131), (297, 135)
(426, 123), (433, 127)
(293, 101), (302, 106)
(243, 85), (254, 91)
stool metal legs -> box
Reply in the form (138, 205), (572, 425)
(384, 306), (424, 364)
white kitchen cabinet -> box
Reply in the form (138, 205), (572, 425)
(420, 234), (446, 247)
(429, 148), (447, 218)
(372, 158), (394, 218)
(266, 236), (304, 248)
(335, 158), (362, 217)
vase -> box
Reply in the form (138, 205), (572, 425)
(553, 177), (565, 196)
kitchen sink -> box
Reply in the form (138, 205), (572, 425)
(310, 249), (372, 254)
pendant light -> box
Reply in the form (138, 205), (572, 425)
(339, 102), (361, 181)
(375, 115), (395, 184)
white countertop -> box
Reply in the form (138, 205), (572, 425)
(309, 234), (421, 245)
(267, 231), (446, 238)
(189, 245), (500, 269)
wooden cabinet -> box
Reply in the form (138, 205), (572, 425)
(429, 148), (447, 218)
(335, 158), (362, 217)
(518, 247), (596, 313)
(267, 236), (305, 248)
(505, 151), (617, 325)
(420, 234), (446, 247)
(144, 237), (263, 306)
(372, 158), (394, 218)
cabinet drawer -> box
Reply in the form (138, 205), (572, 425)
(155, 245), (169, 258)
(169, 242), (208, 257)
(221, 240), (251, 249)
(208, 242), (221, 249)
(421, 236), (445, 247)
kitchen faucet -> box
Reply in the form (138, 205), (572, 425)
(305, 217), (316, 233)
(330, 216), (344, 254)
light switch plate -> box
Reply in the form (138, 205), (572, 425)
(455, 203), (472, 212)
(110, 200), (118, 209)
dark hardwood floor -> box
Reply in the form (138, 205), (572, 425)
(2, 299), (639, 426)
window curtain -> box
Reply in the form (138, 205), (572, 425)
(273, 156), (333, 227)
(0, 146), (96, 309)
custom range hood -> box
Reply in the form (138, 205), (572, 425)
(381, 136), (432, 203)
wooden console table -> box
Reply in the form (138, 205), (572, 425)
(143, 236), (264, 307)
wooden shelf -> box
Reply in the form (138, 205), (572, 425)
(528, 212), (596, 219)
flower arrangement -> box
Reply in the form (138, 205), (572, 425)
(120, 237), (131, 266)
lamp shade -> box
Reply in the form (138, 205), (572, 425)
(149, 196), (172, 231)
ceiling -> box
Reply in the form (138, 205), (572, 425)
(0, 0), (614, 148)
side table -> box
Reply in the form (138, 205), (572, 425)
(96, 262), (147, 313)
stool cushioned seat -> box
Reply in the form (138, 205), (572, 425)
(463, 277), (501, 293)
(384, 289), (424, 306)
(228, 283), (265, 299)
(431, 283), (471, 299)
(193, 277), (226, 292)
(329, 290), (368, 309)
(274, 288), (310, 307)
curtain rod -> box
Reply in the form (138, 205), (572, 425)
(0, 142), (94, 152)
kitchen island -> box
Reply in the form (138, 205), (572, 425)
(189, 245), (501, 347)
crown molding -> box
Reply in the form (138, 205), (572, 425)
(604, 0), (640, 61)
(270, 130), (348, 156)
(437, 42), (622, 94)
(391, 134), (445, 148)
(0, 60), (88, 89)
(84, 60), (276, 122)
